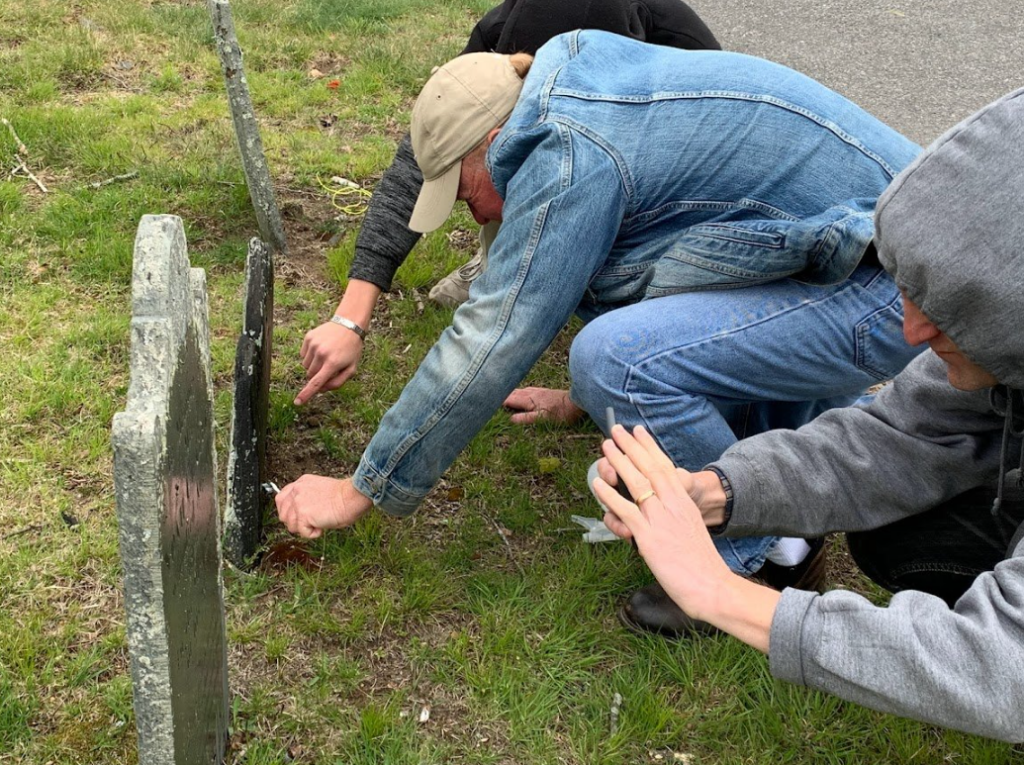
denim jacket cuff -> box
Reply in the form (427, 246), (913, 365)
(352, 456), (424, 517)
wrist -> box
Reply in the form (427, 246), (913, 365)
(341, 478), (374, 514)
(335, 279), (381, 329)
(697, 574), (780, 654)
(684, 568), (745, 623)
(561, 391), (586, 422)
(330, 314), (367, 341)
(693, 469), (729, 528)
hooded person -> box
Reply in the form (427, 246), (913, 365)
(592, 87), (1024, 740)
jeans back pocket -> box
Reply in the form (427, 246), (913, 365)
(855, 292), (921, 381)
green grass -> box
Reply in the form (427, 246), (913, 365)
(1, 1), (1022, 763)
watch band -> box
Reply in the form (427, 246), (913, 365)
(330, 314), (367, 341)
(705, 465), (734, 535)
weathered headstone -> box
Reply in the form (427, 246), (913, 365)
(112, 215), (230, 765)
(207, 0), (288, 254)
(225, 238), (274, 568)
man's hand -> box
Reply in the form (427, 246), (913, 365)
(503, 387), (586, 425)
(275, 476), (373, 539)
(294, 322), (364, 405)
(595, 453), (726, 537)
(592, 425), (779, 650)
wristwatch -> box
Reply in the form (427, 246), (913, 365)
(330, 315), (367, 341)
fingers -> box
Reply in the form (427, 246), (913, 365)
(503, 388), (534, 411)
(295, 352), (359, 405)
(647, 467), (702, 521)
(275, 479), (325, 540)
(592, 477), (645, 535)
(602, 509), (633, 540)
(612, 424), (675, 477)
(295, 366), (332, 406)
(319, 368), (354, 394)
(297, 324), (363, 402)
(601, 435), (654, 502)
(504, 388), (543, 425)
(596, 457), (618, 488)
(275, 482), (298, 533)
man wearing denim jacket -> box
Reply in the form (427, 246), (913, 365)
(294, 0), (720, 405)
(275, 32), (923, 593)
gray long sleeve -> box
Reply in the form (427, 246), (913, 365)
(712, 352), (1004, 539)
(347, 134), (424, 291)
(711, 352), (1024, 741)
(770, 556), (1024, 742)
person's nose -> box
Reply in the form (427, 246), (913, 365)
(902, 294), (941, 346)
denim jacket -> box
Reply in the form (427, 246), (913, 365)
(353, 30), (921, 515)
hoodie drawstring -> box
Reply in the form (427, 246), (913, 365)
(991, 389), (1024, 516)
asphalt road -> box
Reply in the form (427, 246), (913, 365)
(689, 0), (1023, 146)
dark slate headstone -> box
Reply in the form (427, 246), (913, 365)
(225, 238), (273, 569)
(207, 0), (288, 255)
(112, 215), (230, 765)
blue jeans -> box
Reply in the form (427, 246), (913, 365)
(569, 264), (923, 575)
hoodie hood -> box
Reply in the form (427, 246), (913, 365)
(874, 88), (1024, 389)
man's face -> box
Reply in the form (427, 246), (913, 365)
(456, 145), (504, 226)
(901, 290), (999, 390)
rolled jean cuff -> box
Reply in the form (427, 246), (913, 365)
(352, 456), (425, 517)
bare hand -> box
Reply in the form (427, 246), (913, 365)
(503, 387), (585, 426)
(596, 450), (723, 537)
(592, 425), (731, 620)
(294, 322), (364, 405)
(275, 476), (372, 539)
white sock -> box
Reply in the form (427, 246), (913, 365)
(765, 537), (812, 567)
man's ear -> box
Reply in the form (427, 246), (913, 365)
(485, 127), (501, 146)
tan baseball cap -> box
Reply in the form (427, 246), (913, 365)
(408, 53), (524, 233)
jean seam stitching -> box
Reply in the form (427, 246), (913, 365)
(627, 282), (862, 369)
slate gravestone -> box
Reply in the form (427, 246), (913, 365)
(225, 238), (273, 568)
(207, 0), (288, 254)
(112, 215), (230, 765)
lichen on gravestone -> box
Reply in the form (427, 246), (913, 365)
(112, 215), (230, 765)
(225, 238), (274, 569)
(206, 0), (288, 255)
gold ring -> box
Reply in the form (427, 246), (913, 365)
(635, 489), (656, 506)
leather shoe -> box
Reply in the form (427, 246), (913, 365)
(620, 538), (827, 639)
(618, 581), (720, 638)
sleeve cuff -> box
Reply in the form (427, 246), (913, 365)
(346, 256), (394, 292)
(768, 587), (820, 687)
(708, 450), (768, 538)
(704, 465), (733, 535)
(352, 456), (425, 517)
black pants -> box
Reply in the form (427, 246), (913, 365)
(847, 486), (1024, 608)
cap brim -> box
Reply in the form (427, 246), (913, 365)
(408, 161), (461, 233)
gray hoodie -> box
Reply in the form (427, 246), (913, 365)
(710, 88), (1024, 741)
